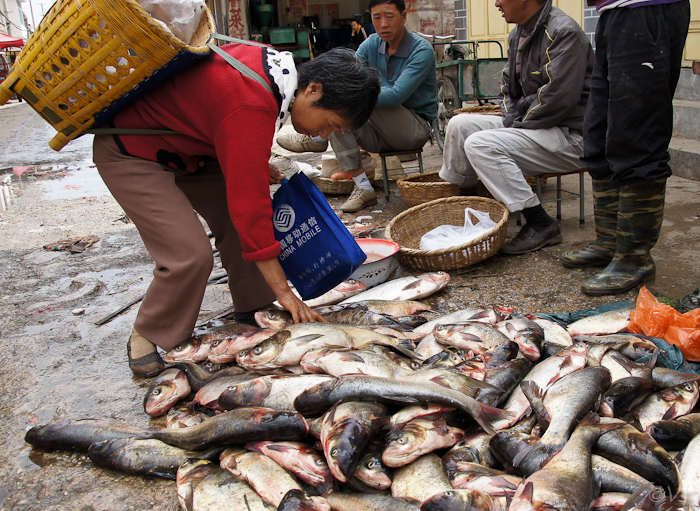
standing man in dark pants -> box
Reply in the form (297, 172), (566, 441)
(561, 0), (690, 295)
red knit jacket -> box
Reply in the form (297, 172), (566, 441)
(111, 43), (283, 262)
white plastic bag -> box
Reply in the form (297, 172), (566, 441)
(138, 0), (206, 44)
(419, 207), (497, 251)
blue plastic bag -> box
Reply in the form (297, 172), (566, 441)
(271, 172), (366, 300)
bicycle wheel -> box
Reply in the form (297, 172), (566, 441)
(436, 76), (459, 151)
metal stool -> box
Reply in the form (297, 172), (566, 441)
(517, 168), (587, 228)
(379, 149), (425, 199)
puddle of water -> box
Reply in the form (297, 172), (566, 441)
(42, 167), (110, 200)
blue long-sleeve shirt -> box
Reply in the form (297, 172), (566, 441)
(357, 30), (437, 121)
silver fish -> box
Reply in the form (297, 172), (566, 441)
(382, 417), (464, 468)
(679, 432), (700, 507)
(391, 453), (453, 506)
(422, 489), (507, 511)
(339, 272), (450, 304)
(566, 306), (634, 337)
(165, 405), (210, 430)
(495, 317), (544, 361)
(299, 278), (368, 307)
(433, 322), (512, 355)
(446, 461), (522, 498)
(236, 323), (419, 370)
(299, 348), (409, 379)
(353, 449), (393, 490)
(192, 469), (273, 511)
(634, 380), (699, 431)
(217, 374), (334, 411)
(245, 440), (333, 491)
(219, 447), (301, 508)
(143, 367), (191, 417)
(325, 491), (421, 511)
(176, 459), (218, 511)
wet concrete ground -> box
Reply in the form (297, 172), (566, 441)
(0, 101), (699, 510)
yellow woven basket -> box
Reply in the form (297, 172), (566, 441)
(0, 0), (216, 151)
(384, 196), (509, 271)
(311, 176), (356, 195)
(397, 171), (460, 207)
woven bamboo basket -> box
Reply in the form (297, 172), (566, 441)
(311, 176), (355, 195)
(0, 0), (216, 151)
(384, 196), (509, 271)
(397, 171), (460, 207)
(312, 170), (375, 195)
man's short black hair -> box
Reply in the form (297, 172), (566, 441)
(369, 0), (406, 12)
(297, 48), (380, 129)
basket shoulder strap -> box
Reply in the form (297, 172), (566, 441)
(206, 35), (273, 95)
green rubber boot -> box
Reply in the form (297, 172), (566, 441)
(561, 177), (618, 268)
(582, 178), (666, 296)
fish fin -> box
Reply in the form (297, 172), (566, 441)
(512, 441), (538, 468)
(401, 280), (422, 291)
(491, 475), (519, 491)
(476, 404), (516, 435)
(620, 482), (684, 511)
(294, 334), (325, 344)
(521, 481), (534, 503)
(337, 352), (368, 363)
(661, 403), (679, 422)
(148, 471), (176, 480)
(256, 443), (294, 454)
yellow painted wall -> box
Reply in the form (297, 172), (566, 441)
(467, 0), (583, 58)
(468, 0), (698, 65)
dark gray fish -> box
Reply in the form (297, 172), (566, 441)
(87, 438), (220, 479)
(422, 489), (506, 511)
(482, 358), (533, 408)
(278, 490), (329, 511)
(647, 413), (700, 451)
(148, 407), (308, 451)
(293, 375), (512, 435)
(25, 419), (151, 453)
(482, 341), (520, 369)
(600, 376), (653, 418)
(594, 417), (681, 494)
(651, 367), (700, 390)
(321, 401), (388, 483)
(592, 454), (651, 494)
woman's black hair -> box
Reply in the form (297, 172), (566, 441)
(297, 48), (380, 129)
(369, 0), (406, 12)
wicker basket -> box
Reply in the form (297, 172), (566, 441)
(311, 176), (355, 195)
(384, 196), (509, 271)
(0, 0), (216, 151)
(397, 171), (460, 207)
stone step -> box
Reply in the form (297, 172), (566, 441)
(669, 135), (700, 182)
(673, 99), (700, 139)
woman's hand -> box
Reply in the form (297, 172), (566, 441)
(269, 164), (285, 184)
(255, 257), (326, 324)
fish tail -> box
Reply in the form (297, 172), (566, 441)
(393, 339), (423, 361)
(474, 403), (516, 435)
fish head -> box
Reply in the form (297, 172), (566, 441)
(218, 378), (271, 408)
(324, 420), (368, 482)
(421, 271), (451, 289)
(164, 338), (199, 363)
(206, 337), (235, 359)
(236, 331), (289, 368)
(296, 446), (334, 488)
(422, 490), (485, 511)
(143, 369), (191, 417)
(353, 451), (392, 490)
(254, 310), (293, 330)
(175, 458), (217, 485)
(335, 278), (367, 294)
(382, 420), (431, 465)
(662, 380), (700, 408)
(278, 490), (329, 511)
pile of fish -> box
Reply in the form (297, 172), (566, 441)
(25, 271), (700, 511)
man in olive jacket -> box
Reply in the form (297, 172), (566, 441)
(439, 0), (593, 255)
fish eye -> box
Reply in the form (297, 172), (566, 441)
(227, 386), (236, 391)
(315, 459), (325, 466)
(253, 346), (264, 355)
(175, 346), (184, 352)
(398, 437), (408, 444)
(445, 491), (454, 497)
(153, 388), (161, 395)
(331, 448), (338, 456)
(367, 461), (376, 468)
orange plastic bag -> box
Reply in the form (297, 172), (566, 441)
(629, 286), (700, 361)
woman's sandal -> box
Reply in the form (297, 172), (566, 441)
(127, 332), (164, 378)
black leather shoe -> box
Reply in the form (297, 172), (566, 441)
(500, 222), (562, 255)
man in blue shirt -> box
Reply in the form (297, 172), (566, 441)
(277, 0), (437, 212)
